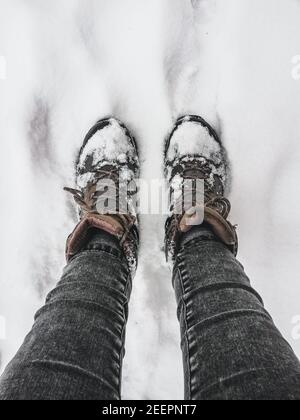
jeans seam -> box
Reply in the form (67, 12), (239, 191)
(35, 298), (126, 324)
(184, 309), (272, 335)
(118, 272), (132, 399)
(48, 282), (128, 304)
(30, 360), (118, 395)
(197, 366), (300, 399)
(177, 263), (192, 400)
(177, 282), (264, 309)
(70, 249), (128, 268)
(181, 236), (218, 251)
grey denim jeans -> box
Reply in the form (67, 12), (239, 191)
(0, 227), (300, 400)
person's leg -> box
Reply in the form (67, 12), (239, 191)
(0, 230), (131, 400)
(0, 118), (140, 400)
(165, 115), (300, 400)
(173, 226), (300, 400)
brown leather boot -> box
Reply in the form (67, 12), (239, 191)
(64, 118), (140, 275)
(164, 115), (238, 262)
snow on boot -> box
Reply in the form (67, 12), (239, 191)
(64, 117), (140, 276)
(164, 115), (238, 262)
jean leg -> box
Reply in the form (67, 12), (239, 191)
(0, 230), (131, 400)
(173, 226), (300, 400)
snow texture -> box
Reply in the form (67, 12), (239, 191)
(77, 118), (138, 189)
(166, 119), (221, 163)
(165, 117), (227, 196)
(1, 0), (300, 400)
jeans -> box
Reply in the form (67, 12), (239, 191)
(0, 227), (300, 400)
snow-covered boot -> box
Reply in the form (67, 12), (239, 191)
(164, 115), (238, 262)
(64, 118), (140, 276)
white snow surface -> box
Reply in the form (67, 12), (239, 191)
(1, 0), (300, 400)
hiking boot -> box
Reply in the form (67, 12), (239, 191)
(164, 115), (238, 262)
(64, 117), (140, 275)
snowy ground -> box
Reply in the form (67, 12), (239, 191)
(1, 0), (300, 400)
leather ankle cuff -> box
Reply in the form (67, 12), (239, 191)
(165, 205), (238, 262)
(66, 213), (139, 276)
